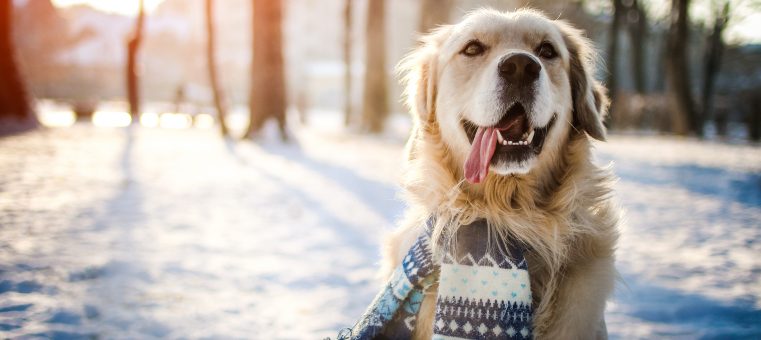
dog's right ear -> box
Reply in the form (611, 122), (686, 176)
(397, 26), (451, 124)
(559, 22), (609, 141)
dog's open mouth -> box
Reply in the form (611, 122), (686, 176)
(461, 104), (554, 183)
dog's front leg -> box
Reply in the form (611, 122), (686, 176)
(535, 257), (615, 340)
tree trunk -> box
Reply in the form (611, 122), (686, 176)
(606, 0), (624, 115)
(0, 0), (35, 132)
(626, 0), (648, 94)
(361, 0), (388, 133)
(419, 0), (452, 34)
(126, 0), (145, 124)
(205, 0), (229, 136)
(703, 2), (729, 137)
(749, 92), (761, 142)
(246, 0), (287, 141)
(665, 0), (700, 136)
(343, 0), (352, 127)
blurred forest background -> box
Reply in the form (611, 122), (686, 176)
(1, 0), (760, 140)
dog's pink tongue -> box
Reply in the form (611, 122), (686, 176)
(464, 127), (498, 183)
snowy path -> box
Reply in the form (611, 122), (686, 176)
(1, 123), (759, 339)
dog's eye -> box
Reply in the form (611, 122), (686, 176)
(536, 41), (557, 59)
(461, 40), (486, 57)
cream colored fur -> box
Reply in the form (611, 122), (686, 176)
(383, 8), (619, 340)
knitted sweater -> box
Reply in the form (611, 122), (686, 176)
(337, 219), (533, 340)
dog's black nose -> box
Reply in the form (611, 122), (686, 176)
(498, 53), (541, 84)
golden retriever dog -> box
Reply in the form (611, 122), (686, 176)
(383, 8), (619, 339)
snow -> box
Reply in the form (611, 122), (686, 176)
(1, 111), (759, 339)
(594, 136), (761, 339)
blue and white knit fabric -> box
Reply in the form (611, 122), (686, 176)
(337, 219), (533, 340)
(337, 227), (437, 340)
(433, 222), (533, 340)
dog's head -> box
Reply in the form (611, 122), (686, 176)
(400, 9), (608, 184)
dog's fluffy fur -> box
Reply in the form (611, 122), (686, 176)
(383, 9), (619, 339)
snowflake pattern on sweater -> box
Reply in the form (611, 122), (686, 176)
(337, 219), (532, 340)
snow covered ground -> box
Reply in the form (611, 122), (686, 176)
(1, 112), (759, 339)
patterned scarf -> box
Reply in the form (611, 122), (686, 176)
(336, 219), (533, 340)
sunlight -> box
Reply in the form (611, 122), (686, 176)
(51, 0), (166, 16)
(158, 112), (193, 129)
(92, 110), (132, 127)
(727, 12), (761, 44)
(139, 112), (160, 128)
(194, 113), (215, 129)
(39, 110), (76, 128)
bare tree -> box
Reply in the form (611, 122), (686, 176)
(205, 0), (229, 136)
(703, 1), (730, 136)
(0, 0), (35, 133)
(748, 91), (761, 141)
(665, 0), (700, 136)
(608, 0), (649, 130)
(126, 0), (145, 124)
(626, 0), (648, 94)
(606, 0), (624, 106)
(0, 0), (34, 133)
(343, 0), (352, 126)
(361, 0), (388, 133)
(419, 0), (453, 34)
(246, 0), (287, 140)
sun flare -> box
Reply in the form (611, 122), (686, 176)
(51, 0), (166, 16)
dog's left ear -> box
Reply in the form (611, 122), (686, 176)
(561, 23), (609, 141)
(398, 27), (452, 160)
(397, 26), (451, 124)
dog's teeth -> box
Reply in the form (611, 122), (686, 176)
(527, 129), (535, 143)
(502, 140), (508, 146)
(508, 141), (513, 145)
(497, 131), (505, 143)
